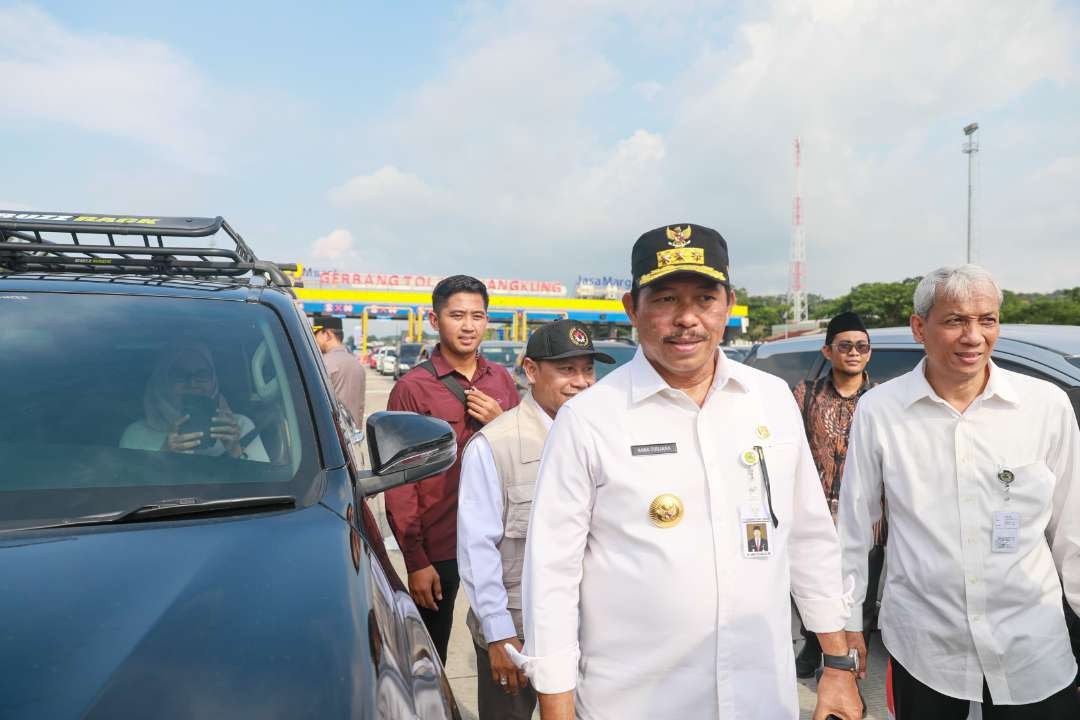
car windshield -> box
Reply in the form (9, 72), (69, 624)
(0, 292), (321, 531)
(398, 344), (422, 362)
(1068, 356), (1080, 370)
(481, 344), (521, 367)
(595, 344), (638, 379)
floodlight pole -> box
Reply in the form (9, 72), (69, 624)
(962, 122), (979, 264)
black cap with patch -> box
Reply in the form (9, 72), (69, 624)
(311, 315), (343, 333)
(525, 319), (615, 364)
(631, 223), (730, 288)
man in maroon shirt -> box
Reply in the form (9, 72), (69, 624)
(386, 274), (520, 662)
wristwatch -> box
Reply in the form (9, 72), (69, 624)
(822, 649), (860, 674)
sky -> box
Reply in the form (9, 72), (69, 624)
(2, 0), (1078, 297)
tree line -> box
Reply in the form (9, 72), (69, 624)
(736, 280), (1080, 342)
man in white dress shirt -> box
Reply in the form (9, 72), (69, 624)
(458, 319), (613, 720)
(839, 265), (1080, 719)
(513, 224), (863, 720)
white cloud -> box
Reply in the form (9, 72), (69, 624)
(0, 5), (238, 171)
(312, 229), (357, 260)
(328, 0), (1079, 294)
(633, 81), (664, 102)
(329, 166), (446, 217)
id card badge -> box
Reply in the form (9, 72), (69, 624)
(992, 511), (1020, 553)
(740, 504), (772, 559)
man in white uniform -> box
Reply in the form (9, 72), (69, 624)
(458, 319), (613, 720)
(513, 224), (863, 720)
(839, 265), (1080, 719)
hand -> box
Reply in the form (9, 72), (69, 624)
(210, 406), (242, 456)
(813, 667), (862, 720)
(408, 565), (442, 611)
(489, 637), (528, 695)
(846, 630), (868, 680)
(465, 387), (503, 424)
(163, 415), (203, 453)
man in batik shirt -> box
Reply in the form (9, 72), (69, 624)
(793, 311), (882, 678)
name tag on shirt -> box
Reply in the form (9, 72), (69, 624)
(992, 511), (1020, 553)
(631, 443), (678, 456)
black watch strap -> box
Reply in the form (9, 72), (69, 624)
(822, 650), (859, 673)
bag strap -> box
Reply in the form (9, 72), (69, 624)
(419, 360), (469, 408)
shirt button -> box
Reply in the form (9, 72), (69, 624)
(968, 576), (979, 584)
(972, 614), (982, 622)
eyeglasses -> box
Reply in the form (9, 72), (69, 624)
(832, 341), (871, 355)
(168, 366), (213, 384)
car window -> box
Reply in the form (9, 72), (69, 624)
(748, 350), (820, 388)
(595, 344), (638, 380)
(0, 292), (321, 530)
(994, 358), (1080, 426)
(480, 344), (521, 367)
(397, 343), (422, 362)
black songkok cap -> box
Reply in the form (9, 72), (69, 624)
(631, 223), (730, 288)
(825, 311), (868, 345)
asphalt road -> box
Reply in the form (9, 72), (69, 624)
(360, 365), (896, 720)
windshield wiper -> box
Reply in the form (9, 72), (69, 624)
(7, 496), (296, 532)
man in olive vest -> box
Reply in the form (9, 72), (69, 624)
(457, 320), (613, 720)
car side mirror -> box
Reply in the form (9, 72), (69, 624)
(356, 411), (456, 496)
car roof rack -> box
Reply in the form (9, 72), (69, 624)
(0, 211), (297, 290)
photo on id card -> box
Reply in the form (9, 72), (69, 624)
(744, 520), (771, 557)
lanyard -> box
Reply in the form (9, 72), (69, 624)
(754, 445), (780, 528)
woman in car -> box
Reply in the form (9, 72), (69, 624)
(120, 343), (268, 461)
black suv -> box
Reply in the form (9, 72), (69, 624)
(0, 212), (462, 719)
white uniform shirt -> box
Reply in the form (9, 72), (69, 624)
(458, 410), (554, 644)
(838, 359), (1080, 704)
(520, 349), (849, 720)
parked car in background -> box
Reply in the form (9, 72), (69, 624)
(376, 347), (397, 375)
(382, 354), (397, 376)
(721, 345), (749, 363)
(479, 340), (524, 371)
(741, 325), (1080, 413)
(512, 338), (639, 393)
(395, 342), (423, 379)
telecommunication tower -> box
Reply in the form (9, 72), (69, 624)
(788, 137), (808, 323)
(962, 122), (979, 263)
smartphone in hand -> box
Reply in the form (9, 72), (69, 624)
(179, 394), (216, 449)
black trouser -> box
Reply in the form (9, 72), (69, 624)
(890, 655), (1080, 720)
(800, 544), (886, 651)
(474, 640), (536, 720)
(417, 558), (460, 664)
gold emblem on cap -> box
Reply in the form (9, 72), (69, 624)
(666, 225), (692, 248)
(649, 493), (684, 528)
(569, 326), (589, 346)
(656, 247), (704, 269)
(741, 449), (759, 466)
(755, 425), (771, 439)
